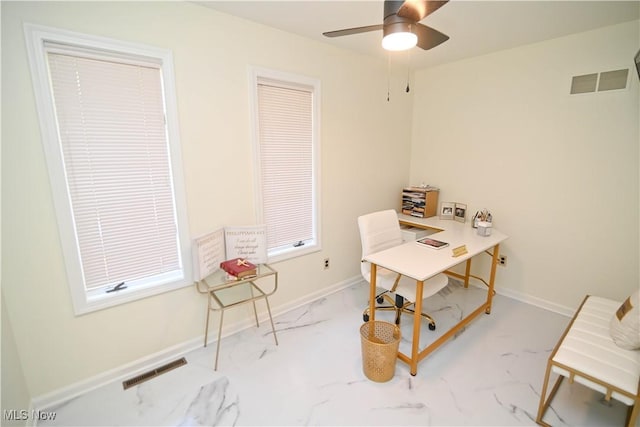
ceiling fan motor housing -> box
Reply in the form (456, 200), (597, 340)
(383, 1), (416, 38)
(383, 21), (414, 38)
(384, 1), (406, 20)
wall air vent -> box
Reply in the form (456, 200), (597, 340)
(570, 69), (629, 95)
(597, 69), (629, 91)
(570, 73), (598, 94)
(122, 357), (187, 390)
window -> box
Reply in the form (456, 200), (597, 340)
(24, 24), (191, 314)
(250, 68), (321, 262)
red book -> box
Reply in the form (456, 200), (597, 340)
(220, 258), (257, 279)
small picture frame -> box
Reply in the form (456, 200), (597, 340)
(454, 203), (467, 223)
(440, 202), (455, 220)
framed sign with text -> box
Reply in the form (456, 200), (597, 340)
(193, 228), (225, 281)
(224, 225), (267, 264)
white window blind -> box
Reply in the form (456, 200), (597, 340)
(46, 48), (183, 292)
(257, 80), (314, 252)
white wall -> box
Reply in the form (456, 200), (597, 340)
(410, 20), (640, 311)
(1, 1), (413, 399)
(1, 295), (31, 425)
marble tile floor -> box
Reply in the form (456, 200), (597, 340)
(39, 279), (634, 427)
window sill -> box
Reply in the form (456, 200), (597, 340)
(73, 278), (192, 316)
(268, 242), (321, 264)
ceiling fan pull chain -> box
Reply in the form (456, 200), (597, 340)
(387, 54), (391, 101)
(406, 49), (411, 93)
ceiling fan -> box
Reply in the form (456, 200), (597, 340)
(323, 0), (449, 52)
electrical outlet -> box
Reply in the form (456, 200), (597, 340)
(499, 255), (507, 266)
(324, 258), (330, 269)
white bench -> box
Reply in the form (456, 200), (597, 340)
(536, 295), (640, 427)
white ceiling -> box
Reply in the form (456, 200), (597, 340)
(195, 0), (640, 69)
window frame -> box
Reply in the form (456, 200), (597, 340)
(249, 67), (321, 263)
(24, 23), (192, 315)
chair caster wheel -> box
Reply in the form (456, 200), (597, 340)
(428, 323), (436, 331)
(376, 296), (384, 304)
(363, 314), (370, 322)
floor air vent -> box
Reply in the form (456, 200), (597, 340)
(122, 357), (187, 390)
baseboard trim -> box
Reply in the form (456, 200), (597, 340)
(30, 336), (204, 414)
(460, 278), (574, 317)
(31, 275), (362, 412)
(494, 286), (574, 317)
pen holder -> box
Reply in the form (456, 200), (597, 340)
(472, 209), (492, 228)
(477, 221), (492, 236)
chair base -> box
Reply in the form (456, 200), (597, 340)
(363, 291), (436, 330)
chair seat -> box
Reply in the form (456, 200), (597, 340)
(370, 266), (403, 291)
(372, 268), (448, 303)
(395, 273), (449, 303)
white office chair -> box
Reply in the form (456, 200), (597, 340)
(358, 209), (449, 330)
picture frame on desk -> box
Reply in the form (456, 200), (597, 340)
(439, 202), (455, 220)
(454, 203), (467, 223)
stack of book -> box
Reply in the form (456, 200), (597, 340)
(220, 258), (257, 279)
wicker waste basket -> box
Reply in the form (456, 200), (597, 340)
(360, 321), (401, 382)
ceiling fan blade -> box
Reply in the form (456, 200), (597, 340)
(397, 0), (449, 22)
(323, 24), (384, 38)
(414, 23), (449, 50)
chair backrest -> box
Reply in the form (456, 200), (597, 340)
(357, 209), (403, 282)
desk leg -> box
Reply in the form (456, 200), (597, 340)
(486, 243), (500, 314)
(369, 263), (377, 322)
(464, 259), (472, 288)
(410, 280), (425, 376)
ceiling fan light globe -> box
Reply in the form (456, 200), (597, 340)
(382, 31), (417, 51)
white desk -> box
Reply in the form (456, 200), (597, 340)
(364, 213), (508, 375)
